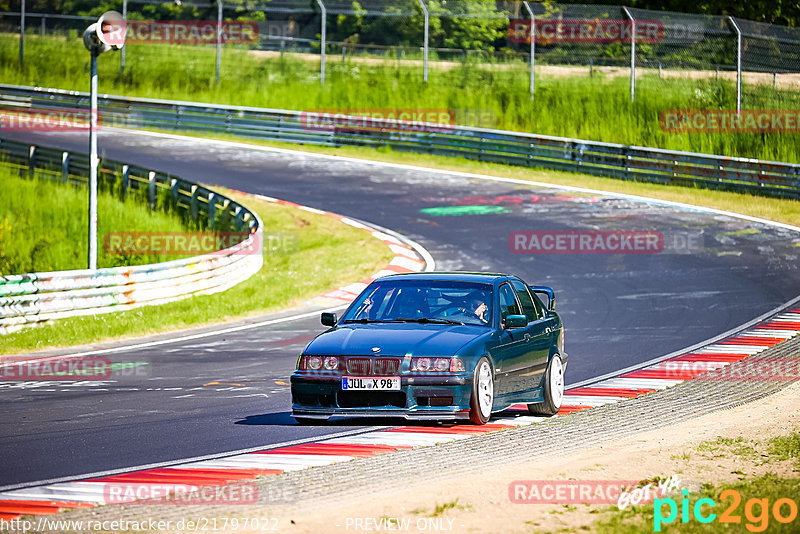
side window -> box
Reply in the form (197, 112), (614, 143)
(511, 280), (541, 322)
(498, 284), (521, 322)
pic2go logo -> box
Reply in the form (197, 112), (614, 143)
(654, 489), (799, 532)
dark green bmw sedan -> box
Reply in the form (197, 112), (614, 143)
(290, 272), (566, 425)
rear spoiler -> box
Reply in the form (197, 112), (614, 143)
(529, 285), (555, 311)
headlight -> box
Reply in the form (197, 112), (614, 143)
(298, 355), (339, 372)
(307, 356), (323, 370)
(411, 357), (465, 373)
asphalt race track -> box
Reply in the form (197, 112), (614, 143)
(2, 128), (799, 488)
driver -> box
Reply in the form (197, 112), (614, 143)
(466, 296), (489, 324)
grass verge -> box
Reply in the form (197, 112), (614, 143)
(3, 33), (800, 163)
(0, 165), (194, 274)
(0, 186), (394, 355)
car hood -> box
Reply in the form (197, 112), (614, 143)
(304, 323), (490, 357)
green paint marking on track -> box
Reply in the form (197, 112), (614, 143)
(420, 205), (512, 217)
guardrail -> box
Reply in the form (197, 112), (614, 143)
(0, 138), (263, 335)
(2, 84), (798, 199)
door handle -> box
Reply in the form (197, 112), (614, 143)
(523, 333), (531, 341)
(544, 327), (552, 334)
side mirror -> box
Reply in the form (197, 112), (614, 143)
(530, 285), (556, 311)
(504, 314), (527, 329)
(321, 312), (337, 327)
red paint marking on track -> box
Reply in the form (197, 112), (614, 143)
(557, 406), (591, 415)
(760, 321), (800, 329)
(672, 353), (749, 362)
(720, 337), (782, 346)
(566, 387), (654, 397)
(260, 443), (412, 457)
(0, 514), (21, 520)
(386, 424), (514, 434)
(622, 369), (707, 380)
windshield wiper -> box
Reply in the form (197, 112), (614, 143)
(342, 318), (403, 324)
(395, 317), (464, 325)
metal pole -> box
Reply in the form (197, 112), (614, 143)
(315, 0), (326, 85)
(19, 0), (25, 68)
(216, 0), (223, 84)
(417, 0), (429, 83)
(121, 0), (127, 74)
(522, 1), (534, 99)
(729, 16), (742, 114)
(623, 6), (635, 103)
(40, 15), (45, 38)
(89, 48), (99, 270)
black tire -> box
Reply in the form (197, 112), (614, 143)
(527, 354), (565, 416)
(469, 357), (494, 425)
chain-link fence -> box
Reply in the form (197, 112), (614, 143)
(2, 1), (800, 110)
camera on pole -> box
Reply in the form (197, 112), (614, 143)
(83, 11), (125, 270)
(83, 11), (126, 54)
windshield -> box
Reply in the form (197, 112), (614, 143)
(342, 280), (493, 327)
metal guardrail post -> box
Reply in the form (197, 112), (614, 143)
(121, 164), (129, 198)
(28, 146), (35, 179)
(622, 6), (635, 103)
(148, 171), (157, 209)
(191, 185), (199, 221)
(522, 1), (534, 100)
(171, 178), (179, 207)
(208, 192), (216, 229)
(729, 16), (743, 114)
(40, 14), (45, 37)
(216, 0), (223, 84)
(417, 0), (429, 83)
(315, 0), (326, 85)
(61, 152), (69, 183)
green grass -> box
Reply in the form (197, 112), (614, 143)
(3, 33), (800, 163)
(0, 165), (193, 274)
(0, 185), (394, 355)
(769, 432), (800, 469)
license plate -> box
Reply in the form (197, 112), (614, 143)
(342, 376), (401, 391)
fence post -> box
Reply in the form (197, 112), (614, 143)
(40, 15), (45, 37)
(208, 192), (216, 229)
(191, 185), (199, 221)
(148, 171), (157, 209)
(728, 16), (742, 114)
(622, 6), (635, 103)
(121, 164), (130, 198)
(417, 0), (429, 83)
(121, 0), (127, 75)
(19, 0), (25, 69)
(62, 152), (69, 183)
(216, 0), (223, 84)
(315, 0), (326, 85)
(28, 146), (35, 179)
(522, 1), (535, 100)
